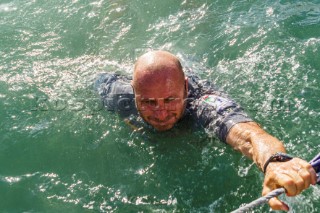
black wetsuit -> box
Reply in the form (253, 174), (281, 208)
(94, 73), (252, 142)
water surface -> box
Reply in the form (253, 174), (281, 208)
(1, 0), (320, 212)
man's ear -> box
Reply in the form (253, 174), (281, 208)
(131, 80), (135, 92)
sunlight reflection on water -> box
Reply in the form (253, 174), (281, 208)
(0, 0), (319, 212)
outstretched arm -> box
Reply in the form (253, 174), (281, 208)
(226, 122), (317, 211)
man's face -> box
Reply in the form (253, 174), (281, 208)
(134, 75), (187, 131)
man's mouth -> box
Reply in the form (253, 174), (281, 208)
(152, 121), (170, 127)
(150, 116), (174, 125)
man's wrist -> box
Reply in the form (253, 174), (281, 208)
(263, 152), (293, 173)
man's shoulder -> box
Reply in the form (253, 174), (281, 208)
(186, 74), (221, 100)
(94, 72), (131, 86)
(94, 72), (137, 117)
(94, 72), (133, 95)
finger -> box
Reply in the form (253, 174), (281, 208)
(285, 170), (305, 195)
(309, 168), (318, 185)
(275, 173), (298, 196)
(268, 197), (289, 211)
(262, 186), (289, 211)
(297, 168), (311, 189)
(299, 161), (318, 185)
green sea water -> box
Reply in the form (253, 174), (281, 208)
(1, 0), (320, 212)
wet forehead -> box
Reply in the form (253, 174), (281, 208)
(135, 75), (184, 99)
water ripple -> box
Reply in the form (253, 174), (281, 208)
(0, 3), (17, 13)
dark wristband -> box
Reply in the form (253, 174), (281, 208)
(263, 152), (293, 173)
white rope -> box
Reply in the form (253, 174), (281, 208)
(231, 152), (320, 213)
(231, 188), (285, 213)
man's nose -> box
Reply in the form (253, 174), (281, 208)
(154, 109), (169, 121)
(154, 99), (169, 120)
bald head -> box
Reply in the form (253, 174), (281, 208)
(133, 50), (185, 89)
(132, 51), (188, 131)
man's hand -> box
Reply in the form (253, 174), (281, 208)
(226, 122), (318, 211)
(262, 158), (317, 211)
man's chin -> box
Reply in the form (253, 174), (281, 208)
(153, 124), (173, 132)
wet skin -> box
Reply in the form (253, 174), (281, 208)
(132, 50), (317, 212)
(134, 70), (187, 131)
(132, 50), (187, 131)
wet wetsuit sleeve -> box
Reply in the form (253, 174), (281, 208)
(94, 73), (137, 116)
(194, 94), (253, 142)
(188, 76), (252, 143)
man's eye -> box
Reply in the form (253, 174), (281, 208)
(142, 99), (156, 106)
(164, 98), (176, 103)
(148, 100), (156, 106)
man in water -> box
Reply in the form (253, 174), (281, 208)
(96, 50), (317, 211)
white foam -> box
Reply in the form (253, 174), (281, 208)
(0, 3), (17, 13)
